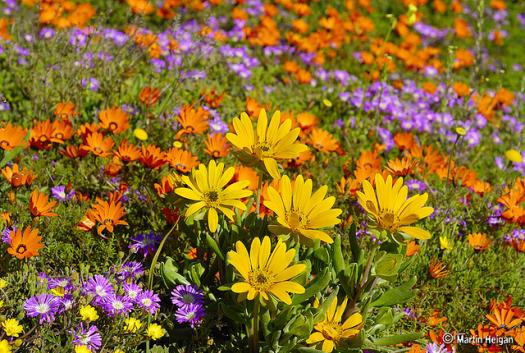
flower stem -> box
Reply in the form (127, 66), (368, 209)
(250, 299), (260, 353)
(255, 176), (262, 216)
(145, 222), (178, 353)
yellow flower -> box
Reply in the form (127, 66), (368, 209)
(322, 99), (332, 107)
(133, 128), (148, 141)
(0, 300), (3, 309)
(114, 349), (125, 353)
(407, 4), (418, 25)
(1, 319), (23, 337)
(175, 160), (252, 232)
(0, 340), (11, 353)
(505, 149), (523, 163)
(79, 305), (99, 322)
(173, 140), (183, 148)
(74, 345), (91, 353)
(455, 127), (466, 136)
(50, 287), (65, 297)
(227, 236), (306, 304)
(357, 174), (434, 240)
(226, 109), (308, 179)
(124, 317), (142, 333)
(439, 236), (453, 251)
(0, 279), (7, 289)
(264, 175), (342, 244)
(146, 323), (165, 340)
(306, 297), (363, 353)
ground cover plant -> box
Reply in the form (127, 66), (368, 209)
(0, 0), (524, 352)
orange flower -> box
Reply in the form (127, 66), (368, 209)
(407, 344), (425, 353)
(140, 145), (166, 169)
(486, 306), (522, 335)
(426, 309), (448, 326)
(29, 120), (54, 150)
(0, 18), (12, 41)
(454, 18), (471, 38)
(90, 197), (128, 236)
(429, 259), (449, 279)
(29, 189), (58, 217)
(77, 210), (96, 232)
(467, 233), (491, 251)
(81, 132), (114, 157)
(309, 128), (339, 153)
(139, 87), (161, 106)
(2, 164), (36, 188)
(386, 157), (416, 176)
(54, 102), (77, 120)
(406, 240), (420, 257)
(127, 0), (155, 15)
(394, 132), (416, 150)
(202, 89), (224, 108)
(205, 133), (229, 158)
(233, 166), (259, 192)
(175, 105), (209, 139)
(7, 226), (44, 260)
(154, 175), (176, 197)
(453, 82), (471, 97)
(51, 119), (74, 143)
(60, 145), (88, 159)
(114, 139), (141, 163)
(165, 148), (199, 173)
(0, 123), (27, 150)
(296, 112), (318, 131)
(453, 49), (475, 70)
(99, 107), (130, 134)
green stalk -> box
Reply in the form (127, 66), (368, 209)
(255, 176), (263, 216)
(250, 299), (260, 353)
(145, 222), (178, 353)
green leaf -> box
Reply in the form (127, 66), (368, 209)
(374, 253), (404, 278)
(314, 246), (330, 264)
(159, 257), (190, 287)
(370, 276), (417, 307)
(292, 268), (331, 305)
(0, 146), (24, 168)
(372, 333), (421, 346)
(333, 234), (345, 274)
(297, 347), (325, 353)
(206, 233), (225, 261)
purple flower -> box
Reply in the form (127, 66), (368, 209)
(1, 226), (15, 244)
(59, 294), (75, 314)
(102, 294), (133, 316)
(51, 185), (75, 202)
(24, 294), (61, 324)
(72, 324), (102, 351)
(81, 78), (99, 92)
(208, 117), (228, 134)
(48, 277), (73, 292)
(137, 290), (161, 315)
(405, 180), (427, 192)
(175, 303), (205, 327)
(83, 275), (115, 305)
(425, 343), (448, 353)
(171, 285), (204, 309)
(39, 27), (55, 39)
(117, 261), (144, 281)
(123, 282), (142, 301)
(129, 232), (161, 257)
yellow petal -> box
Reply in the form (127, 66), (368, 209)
(208, 208), (219, 232)
(398, 226), (432, 240)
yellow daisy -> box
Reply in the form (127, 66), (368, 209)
(226, 109), (308, 179)
(227, 236), (306, 304)
(175, 160), (252, 232)
(263, 175), (342, 244)
(357, 174), (434, 240)
(306, 297), (363, 353)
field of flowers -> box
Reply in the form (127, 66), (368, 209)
(0, 0), (525, 352)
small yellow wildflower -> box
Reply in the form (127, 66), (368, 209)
(407, 4), (418, 25)
(173, 140), (183, 148)
(0, 279), (7, 289)
(0, 340), (11, 353)
(124, 317), (142, 333)
(74, 345), (91, 353)
(133, 128), (148, 141)
(1, 319), (23, 337)
(505, 149), (523, 163)
(146, 323), (165, 340)
(439, 236), (453, 251)
(322, 99), (332, 107)
(79, 305), (99, 322)
(114, 349), (125, 353)
(455, 127), (466, 136)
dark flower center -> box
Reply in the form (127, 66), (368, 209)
(16, 244), (27, 254)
